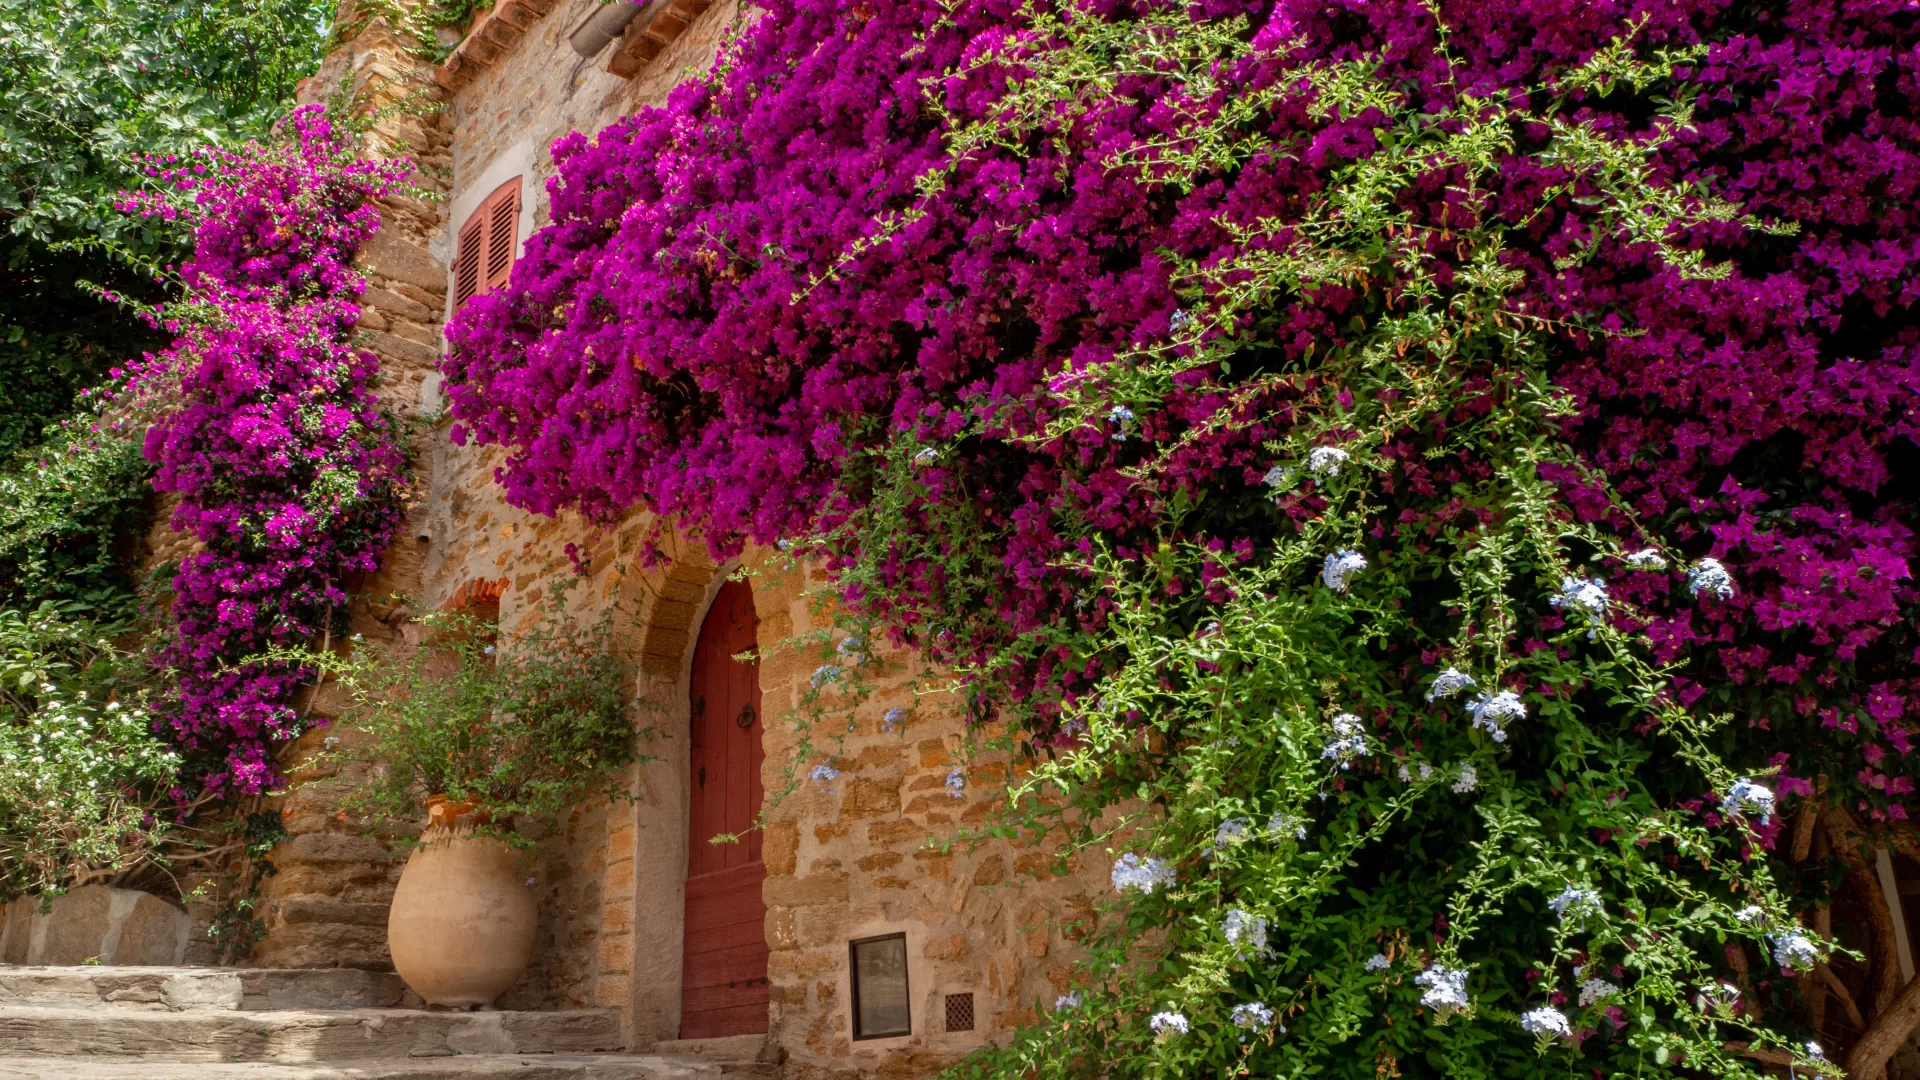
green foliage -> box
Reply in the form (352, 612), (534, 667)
(276, 600), (644, 843)
(799, 12), (1835, 1079)
(0, 602), (181, 901)
(0, 403), (152, 612)
(0, 0), (334, 460)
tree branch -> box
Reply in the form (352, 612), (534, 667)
(1847, 971), (1920, 1080)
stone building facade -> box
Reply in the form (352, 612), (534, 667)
(241, 3), (1106, 1076)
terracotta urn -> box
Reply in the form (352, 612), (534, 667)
(386, 797), (536, 1007)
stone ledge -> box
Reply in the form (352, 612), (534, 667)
(434, 0), (561, 91)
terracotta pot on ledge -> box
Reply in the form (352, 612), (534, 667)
(386, 795), (536, 1007)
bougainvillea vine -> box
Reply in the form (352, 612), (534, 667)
(442, 0), (1920, 1073)
(118, 106), (410, 792)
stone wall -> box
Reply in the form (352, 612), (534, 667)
(191, 2), (1116, 1075)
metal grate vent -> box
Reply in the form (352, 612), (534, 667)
(945, 992), (975, 1032)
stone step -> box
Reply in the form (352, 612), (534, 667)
(0, 1005), (622, 1062)
(0, 1055), (776, 1079)
(0, 967), (406, 1011)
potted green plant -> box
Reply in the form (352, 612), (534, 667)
(279, 604), (638, 1007)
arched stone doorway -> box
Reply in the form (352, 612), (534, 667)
(680, 578), (769, 1038)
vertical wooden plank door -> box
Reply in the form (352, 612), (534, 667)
(681, 579), (769, 1039)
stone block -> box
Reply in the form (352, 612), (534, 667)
(112, 891), (193, 965)
(763, 872), (848, 909)
(840, 778), (899, 818)
(866, 820), (925, 847)
(923, 933), (967, 960)
(854, 851), (902, 873)
(794, 903), (849, 948)
(763, 820), (799, 876)
(37, 887), (114, 966)
(765, 906), (797, 950)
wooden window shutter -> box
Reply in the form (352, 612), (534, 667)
(453, 176), (523, 309)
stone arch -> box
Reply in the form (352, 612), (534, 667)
(599, 526), (802, 1048)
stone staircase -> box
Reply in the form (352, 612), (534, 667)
(0, 968), (775, 1078)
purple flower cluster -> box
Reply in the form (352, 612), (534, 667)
(443, 1), (1919, 814)
(118, 107), (411, 792)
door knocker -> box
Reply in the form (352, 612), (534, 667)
(736, 703), (756, 729)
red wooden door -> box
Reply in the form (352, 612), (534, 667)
(681, 580), (768, 1038)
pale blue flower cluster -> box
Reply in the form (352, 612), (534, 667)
(1625, 547), (1667, 569)
(1770, 929), (1821, 971)
(1321, 712), (1370, 768)
(1268, 811), (1307, 840)
(1578, 978), (1617, 1007)
(1720, 777), (1775, 824)
(1696, 981), (1740, 1013)
(945, 767), (965, 799)
(1149, 1011), (1189, 1039)
(1467, 690), (1526, 742)
(1549, 575), (1609, 617)
(1452, 763), (1478, 793)
(912, 446), (939, 465)
(1054, 992), (1081, 1010)
(1230, 1002), (1275, 1030)
(1414, 965), (1470, 1018)
(809, 663), (842, 688)
(1688, 557), (1736, 600)
(1322, 549), (1367, 592)
(1214, 817), (1250, 847)
(1307, 446), (1350, 476)
(881, 707), (906, 732)
(1261, 465), (1289, 489)
(1547, 887), (1603, 922)
(1734, 904), (1766, 924)
(1112, 853), (1176, 895)
(809, 763), (839, 789)
(1223, 909), (1270, 959)
(1364, 953), (1391, 972)
(1519, 1007), (1572, 1040)
(1426, 667), (1476, 701)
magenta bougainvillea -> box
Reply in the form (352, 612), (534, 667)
(443, 0), (1919, 818)
(119, 106), (409, 792)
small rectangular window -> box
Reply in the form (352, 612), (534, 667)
(849, 933), (911, 1039)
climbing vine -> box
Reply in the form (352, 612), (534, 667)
(117, 105), (411, 793)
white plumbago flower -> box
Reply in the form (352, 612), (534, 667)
(1111, 853), (1176, 895)
(1108, 405), (1135, 424)
(1054, 992), (1082, 1010)
(808, 763), (839, 789)
(1452, 763), (1479, 793)
(1230, 1002), (1276, 1030)
(1578, 978), (1618, 1007)
(1397, 762), (1414, 782)
(1364, 953), (1392, 973)
(912, 447), (939, 465)
(1625, 547), (1668, 570)
(1806, 1041), (1826, 1061)
(809, 663), (842, 688)
(1307, 445), (1350, 476)
(1323, 549), (1367, 592)
(1214, 817), (1251, 847)
(1414, 965), (1471, 1018)
(945, 768), (966, 798)
(1262, 465), (1290, 489)
(1720, 777), (1776, 824)
(1418, 762), (1435, 781)
(1547, 887), (1603, 923)
(1696, 982), (1740, 1013)
(1467, 690), (1526, 743)
(1224, 910), (1270, 959)
(1549, 575), (1610, 617)
(1688, 557), (1736, 600)
(1268, 811), (1308, 840)
(1770, 929), (1822, 972)
(1734, 904), (1766, 925)
(1149, 1011), (1189, 1040)
(1520, 1007), (1573, 1041)
(1427, 667), (1477, 701)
